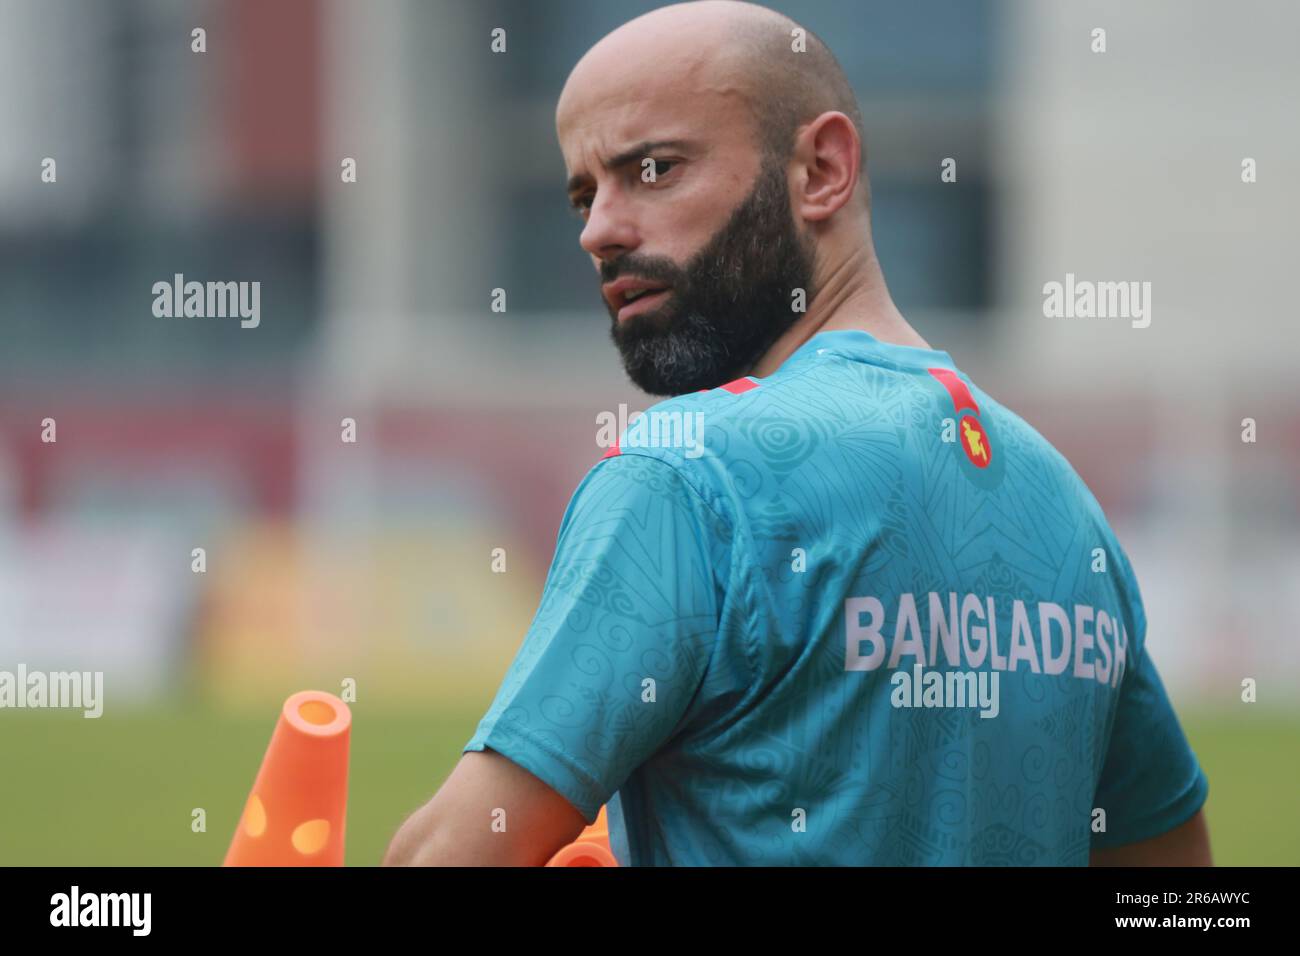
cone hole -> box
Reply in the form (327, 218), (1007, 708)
(298, 700), (335, 725)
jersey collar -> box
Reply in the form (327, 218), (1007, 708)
(782, 328), (958, 373)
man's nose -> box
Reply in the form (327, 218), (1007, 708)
(578, 188), (640, 260)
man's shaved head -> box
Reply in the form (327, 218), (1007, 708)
(721, 4), (869, 186)
(557, 1), (870, 395)
(561, 0), (867, 196)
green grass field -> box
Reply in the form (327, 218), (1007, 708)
(1, 704), (1295, 865)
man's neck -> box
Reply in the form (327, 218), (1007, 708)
(749, 246), (932, 378)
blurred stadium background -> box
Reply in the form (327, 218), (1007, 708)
(0, 0), (1296, 865)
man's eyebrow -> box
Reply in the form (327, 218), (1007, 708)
(565, 139), (694, 197)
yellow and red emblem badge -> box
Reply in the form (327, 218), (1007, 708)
(928, 367), (992, 470)
(958, 414), (991, 468)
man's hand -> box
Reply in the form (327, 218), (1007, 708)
(382, 749), (589, 866)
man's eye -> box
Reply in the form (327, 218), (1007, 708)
(650, 159), (676, 178)
(570, 196), (592, 218)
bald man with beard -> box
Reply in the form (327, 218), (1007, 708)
(384, 1), (1211, 867)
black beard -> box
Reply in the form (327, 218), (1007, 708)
(602, 157), (817, 396)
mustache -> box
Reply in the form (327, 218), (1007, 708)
(599, 257), (682, 287)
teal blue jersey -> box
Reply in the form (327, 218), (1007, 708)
(463, 329), (1208, 865)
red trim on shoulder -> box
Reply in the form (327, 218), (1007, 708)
(719, 376), (760, 395)
(601, 436), (621, 459)
(927, 367), (979, 416)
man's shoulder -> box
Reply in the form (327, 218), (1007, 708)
(980, 389), (1113, 510)
(586, 375), (798, 534)
(973, 386), (1146, 606)
(598, 375), (771, 477)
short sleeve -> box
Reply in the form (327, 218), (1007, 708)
(1090, 644), (1209, 849)
(463, 452), (727, 824)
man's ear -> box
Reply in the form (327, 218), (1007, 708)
(791, 110), (862, 223)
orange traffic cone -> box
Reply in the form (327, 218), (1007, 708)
(546, 805), (618, 866)
(223, 690), (352, 866)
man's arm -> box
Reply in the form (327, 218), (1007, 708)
(382, 749), (587, 866)
(1088, 548), (1211, 865)
(1089, 807), (1213, 866)
(387, 453), (728, 866)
